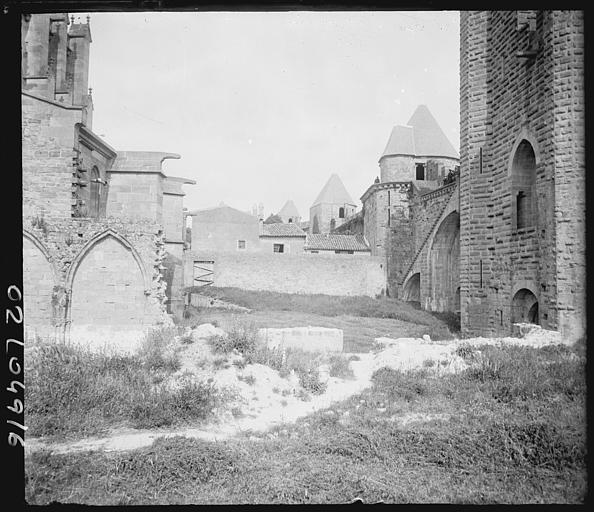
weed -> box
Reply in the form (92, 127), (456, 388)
(298, 371), (327, 395)
(243, 375), (256, 386)
(422, 358), (435, 368)
(455, 342), (474, 359)
(137, 327), (180, 372)
(212, 357), (228, 370)
(25, 341), (222, 437)
(180, 333), (194, 345)
(327, 354), (355, 380)
(231, 407), (245, 418)
(209, 319), (258, 356)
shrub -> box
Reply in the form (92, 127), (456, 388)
(455, 342), (474, 359)
(327, 354), (355, 379)
(209, 319), (258, 356)
(298, 370), (327, 395)
(137, 327), (180, 372)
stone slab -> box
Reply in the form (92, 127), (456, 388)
(257, 327), (343, 353)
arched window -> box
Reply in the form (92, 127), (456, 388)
(511, 140), (537, 230)
(288, 218), (293, 223)
(338, 207), (345, 219)
(90, 166), (101, 217)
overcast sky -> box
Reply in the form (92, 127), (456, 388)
(83, 11), (460, 220)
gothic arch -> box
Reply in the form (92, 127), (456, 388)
(22, 229), (58, 339)
(65, 229), (150, 292)
(67, 229), (151, 345)
(22, 229), (59, 282)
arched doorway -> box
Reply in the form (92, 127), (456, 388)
(511, 288), (539, 325)
(429, 211), (460, 312)
(69, 233), (148, 348)
(402, 273), (421, 303)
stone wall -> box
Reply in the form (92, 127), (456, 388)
(22, 217), (171, 348)
(21, 94), (80, 220)
(459, 11), (585, 341)
(362, 182), (411, 258)
(187, 250), (386, 297)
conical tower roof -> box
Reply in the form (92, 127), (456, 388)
(381, 105), (458, 160)
(312, 174), (356, 207)
(278, 200), (300, 219)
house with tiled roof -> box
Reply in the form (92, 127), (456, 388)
(259, 222), (306, 253)
(309, 174), (358, 235)
(304, 233), (371, 256)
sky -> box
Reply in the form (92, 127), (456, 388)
(82, 11), (460, 220)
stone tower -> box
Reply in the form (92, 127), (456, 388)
(277, 200), (301, 224)
(459, 11), (585, 341)
(379, 104), (459, 183)
(309, 174), (357, 234)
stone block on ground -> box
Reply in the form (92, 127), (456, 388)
(257, 327), (343, 353)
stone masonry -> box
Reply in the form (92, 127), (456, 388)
(459, 11), (585, 341)
(21, 13), (194, 349)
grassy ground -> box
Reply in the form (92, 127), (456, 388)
(25, 342), (586, 504)
(24, 329), (223, 440)
(182, 287), (454, 352)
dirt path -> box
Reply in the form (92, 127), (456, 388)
(25, 354), (378, 455)
(25, 325), (570, 456)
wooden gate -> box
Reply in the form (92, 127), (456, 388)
(193, 260), (214, 287)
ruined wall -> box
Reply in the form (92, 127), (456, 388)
(187, 251), (386, 297)
(459, 11), (585, 340)
(22, 218), (170, 347)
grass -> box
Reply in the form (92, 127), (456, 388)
(25, 340), (586, 504)
(25, 329), (222, 438)
(193, 287), (448, 326)
(183, 307), (452, 353)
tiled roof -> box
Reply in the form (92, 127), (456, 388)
(312, 174), (356, 207)
(260, 223), (306, 237)
(305, 233), (370, 252)
(381, 105), (458, 160)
